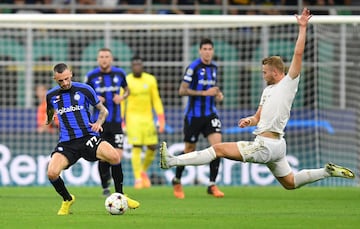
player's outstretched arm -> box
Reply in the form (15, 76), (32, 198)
(287, 8), (312, 79)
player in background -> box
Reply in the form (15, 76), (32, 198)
(172, 38), (225, 199)
(36, 84), (59, 134)
(123, 55), (166, 189)
(46, 63), (139, 215)
(160, 8), (355, 190)
(84, 48), (139, 208)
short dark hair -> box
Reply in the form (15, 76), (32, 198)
(131, 54), (142, 62)
(199, 38), (213, 48)
(53, 63), (68, 73)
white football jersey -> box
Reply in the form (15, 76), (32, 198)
(253, 74), (300, 138)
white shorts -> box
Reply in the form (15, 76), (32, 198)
(236, 135), (292, 177)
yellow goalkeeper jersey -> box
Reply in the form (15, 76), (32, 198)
(123, 72), (164, 123)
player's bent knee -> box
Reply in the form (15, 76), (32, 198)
(282, 183), (296, 190)
(47, 170), (60, 180)
(106, 151), (121, 165)
(276, 175), (296, 190)
(98, 141), (121, 164)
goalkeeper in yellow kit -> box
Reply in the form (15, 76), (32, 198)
(123, 55), (166, 189)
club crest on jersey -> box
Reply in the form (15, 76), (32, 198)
(200, 68), (205, 75)
(113, 76), (119, 83)
(74, 93), (81, 101)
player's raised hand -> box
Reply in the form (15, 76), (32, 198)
(296, 8), (312, 27)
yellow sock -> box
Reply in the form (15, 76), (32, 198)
(131, 147), (142, 180)
(142, 148), (156, 172)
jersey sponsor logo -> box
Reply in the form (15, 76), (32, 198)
(95, 86), (120, 93)
(56, 105), (84, 115)
(198, 79), (216, 86)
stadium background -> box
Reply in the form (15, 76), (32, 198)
(0, 11), (359, 188)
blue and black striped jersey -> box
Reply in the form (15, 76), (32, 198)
(182, 58), (218, 118)
(84, 66), (127, 124)
(46, 82), (100, 142)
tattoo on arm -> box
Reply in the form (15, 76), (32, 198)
(46, 109), (55, 125)
(95, 103), (109, 125)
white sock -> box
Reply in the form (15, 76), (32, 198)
(294, 168), (330, 188)
(168, 147), (217, 167)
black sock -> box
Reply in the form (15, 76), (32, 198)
(175, 166), (185, 180)
(175, 151), (185, 180)
(98, 161), (111, 189)
(111, 163), (123, 194)
(209, 157), (221, 183)
(50, 176), (72, 201)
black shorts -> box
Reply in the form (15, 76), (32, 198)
(51, 135), (103, 168)
(183, 113), (222, 143)
(101, 122), (124, 149)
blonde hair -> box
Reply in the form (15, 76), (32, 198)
(98, 47), (112, 53)
(262, 56), (286, 73)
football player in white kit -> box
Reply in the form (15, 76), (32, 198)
(160, 8), (355, 190)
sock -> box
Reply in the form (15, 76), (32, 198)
(98, 161), (111, 189)
(169, 147), (216, 167)
(131, 147), (142, 180)
(209, 157), (220, 183)
(175, 166), (185, 180)
(174, 152), (185, 180)
(50, 176), (72, 201)
(111, 163), (124, 194)
(294, 168), (330, 188)
(142, 148), (156, 172)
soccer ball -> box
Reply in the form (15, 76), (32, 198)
(105, 192), (128, 215)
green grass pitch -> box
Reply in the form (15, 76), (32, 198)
(1, 186), (359, 228)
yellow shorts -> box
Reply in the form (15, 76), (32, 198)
(126, 118), (158, 145)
